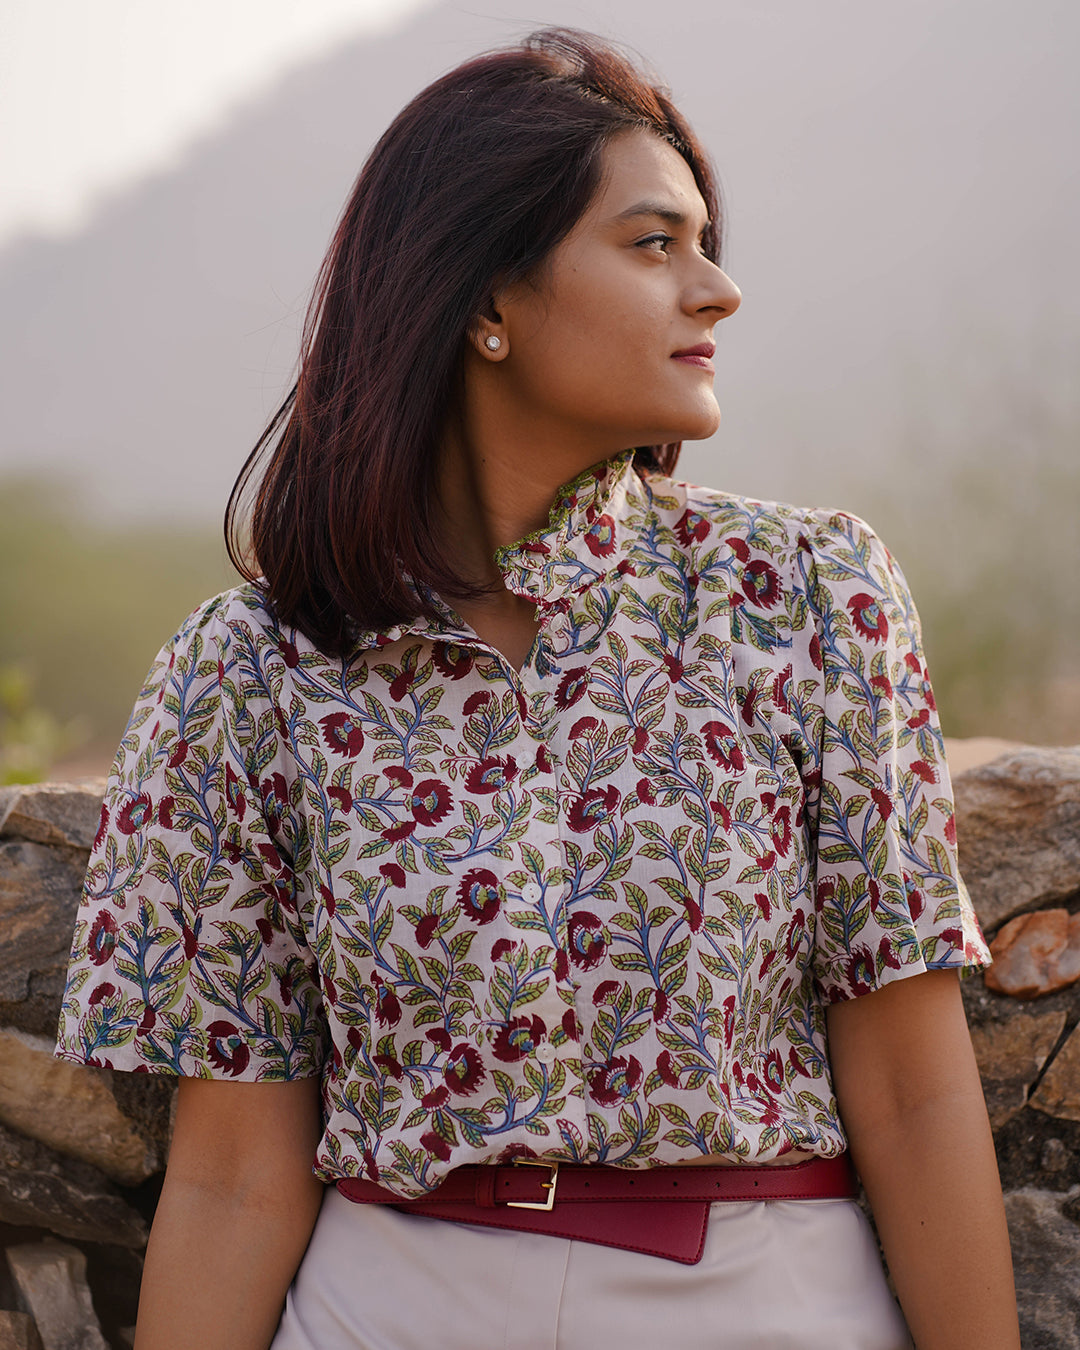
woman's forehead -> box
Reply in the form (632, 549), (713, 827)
(588, 130), (710, 234)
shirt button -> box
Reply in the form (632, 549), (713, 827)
(535, 1042), (556, 1064)
(522, 882), (542, 904)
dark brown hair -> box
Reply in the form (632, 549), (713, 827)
(226, 26), (724, 655)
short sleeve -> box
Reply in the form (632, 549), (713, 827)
(55, 592), (327, 1080)
(790, 510), (991, 1004)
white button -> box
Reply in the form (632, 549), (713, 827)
(535, 1042), (556, 1064)
(522, 882), (542, 904)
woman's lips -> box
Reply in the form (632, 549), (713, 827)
(671, 342), (715, 371)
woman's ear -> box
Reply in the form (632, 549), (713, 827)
(470, 293), (509, 360)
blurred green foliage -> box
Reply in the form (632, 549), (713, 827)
(0, 477), (238, 780)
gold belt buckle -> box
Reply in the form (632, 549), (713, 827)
(506, 1158), (559, 1211)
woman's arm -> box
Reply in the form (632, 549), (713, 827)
(825, 968), (1020, 1350)
(134, 1076), (325, 1350)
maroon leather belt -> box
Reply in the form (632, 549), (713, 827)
(337, 1153), (860, 1264)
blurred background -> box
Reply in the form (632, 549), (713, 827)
(1, 0), (1077, 785)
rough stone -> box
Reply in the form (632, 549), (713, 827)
(5, 1240), (109, 1350)
(1004, 1187), (1080, 1350)
(967, 1008), (1067, 1127)
(984, 908), (1080, 998)
(1041, 1138), (1070, 1173)
(953, 746), (1080, 931)
(0, 1029), (160, 1186)
(1031, 1025), (1080, 1124)
(0, 783), (106, 853)
(0, 838), (86, 1024)
(0, 1312), (44, 1350)
(0, 1122), (147, 1249)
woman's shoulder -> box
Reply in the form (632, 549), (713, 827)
(642, 471), (889, 568)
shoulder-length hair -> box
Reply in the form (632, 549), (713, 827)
(226, 26), (724, 655)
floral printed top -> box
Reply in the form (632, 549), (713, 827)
(56, 449), (990, 1197)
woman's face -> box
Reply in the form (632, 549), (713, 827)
(486, 127), (742, 451)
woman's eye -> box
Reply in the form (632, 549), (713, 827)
(638, 233), (676, 253)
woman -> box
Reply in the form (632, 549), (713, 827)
(56, 27), (1020, 1350)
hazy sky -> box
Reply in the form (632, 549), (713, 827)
(0, 0), (433, 247)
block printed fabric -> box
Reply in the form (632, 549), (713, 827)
(56, 449), (990, 1196)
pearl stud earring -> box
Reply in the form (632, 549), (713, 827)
(485, 335), (501, 351)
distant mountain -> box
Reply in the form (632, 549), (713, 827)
(1, 0), (1077, 523)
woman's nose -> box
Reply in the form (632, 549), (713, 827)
(690, 263), (741, 319)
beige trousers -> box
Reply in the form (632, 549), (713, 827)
(271, 1185), (913, 1350)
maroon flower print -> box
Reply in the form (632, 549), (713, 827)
(319, 712), (365, 756)
(182, 923), (198, 959)
(844, 946), (875, 997)
(569, 716), (599, 740)
(869, 673), (893, 700)
(535, 743), (553, 773)
(492, 1015), (546, 1062)
(414, 913), (441, 948)
(457, 869), (503, 925)
(380, 862), (407, 888)
(726, 535), (750, 561)
(88, 911), (119, 966)
(371, 975), (401, 1027)
(420, 1130), (452, 1162)
(637, 777), (656, 806)
(911, 760), (937, 784)
(389, 668), (415, 701)
(554, 667), (589, 709)
(490, 939), (515, 961)
(422, 1085), (450, 1109)
(771, 806), (792, 856)
(903, 873), (925, 922)
(784, 910), (806, 962)
(762, 1049), (784, 1093)
(567, 785), (620, 832)
(675, 509), (710, 546)
(278, 638), (300, 668)
(155, 796), (174, 830)
(462, 690), (491, 715)
(464, 756), (517, 794)
(327, 785), (353, 811)
(444, 1043), (486, 1095)
(382, 819), (416, 842)
(93, 803), (110, 849)
(848, 593), (888, 643)
(584, 513), (616, 557)
(166, 737), (188, 769)
(702, 722), (745, 773)
(567, 912), (607, 969)
(870, 788), (892, 820)
(116, 794), (153, 835)
(662, 652), (684, 682)
(407, 779), (452, 826)
(588, 1055), (642, 1107)
(223, 763), (247, 821)
(592, 980), (619, 1005)
(741, 560), (781, 608)
(433, 642), (475, 680)
(657, 1050), (679, 1086)
(88, 982), (116, 1006)
(206, 1022), (250, 1077)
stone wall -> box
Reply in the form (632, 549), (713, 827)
(1, 749), (1078, 1348)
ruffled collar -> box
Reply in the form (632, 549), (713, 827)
(492, 448), (642, 608)
(350, 449), (646, 650)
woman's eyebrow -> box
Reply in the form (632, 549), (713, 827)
(611, 200), (710, 231)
